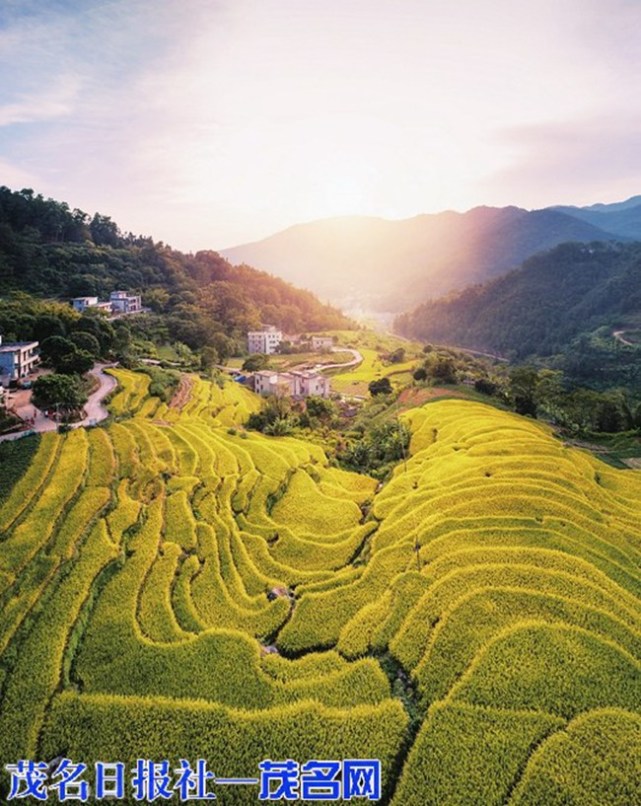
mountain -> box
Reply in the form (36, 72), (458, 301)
(221, 205), (627, 312)
(0, 186), (350, 346)
(551, 195), (641, 239)
(394, 240), (641, 378)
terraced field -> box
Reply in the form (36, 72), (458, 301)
(1, 375), (641, 804)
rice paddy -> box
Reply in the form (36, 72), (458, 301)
(1, 374), (640, 803)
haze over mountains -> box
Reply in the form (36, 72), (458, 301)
(221, 197), (641, 313)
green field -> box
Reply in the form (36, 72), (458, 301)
(325, 331), (423, 396)
(1, 371), (641, 803)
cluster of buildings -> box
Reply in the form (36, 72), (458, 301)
(253, 369), (331, 399)
(71, 290), (142, 316)
(246, 326), (335, 399)
(0, 335), (40, 387)
(247, 327), (335, 356)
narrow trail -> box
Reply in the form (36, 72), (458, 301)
(78, 363), (118, 425)
(0, 363), (117, 442)
(317, 346), (363, 371)
(613, 329), (635, 347)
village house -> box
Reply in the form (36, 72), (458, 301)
(253, 369), (331, 398)
(109, 290), (142, 314)
(70, 291), (142, 316)
(247, 325), (283, 355)
(71, 296), (112, 313)
(0, 335), (40, 384)
(311, 335), (334, 351)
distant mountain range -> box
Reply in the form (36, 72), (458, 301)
(221, 197), (641, 312)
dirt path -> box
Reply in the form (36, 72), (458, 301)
(169, 375), (193, 411)
(318, 347), (363, 372)
(78, 363), (118, 425)
(613, 329), (635, 347)
(0, 363), (117, 442)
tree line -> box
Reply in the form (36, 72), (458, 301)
(0, 186), (351, 343)
(395, 241), (641, 390)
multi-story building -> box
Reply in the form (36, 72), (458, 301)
(0, 336), (40, 383)
(247, 326), (283, 355)
(253, 369), (330, 399)
(296, 370), (331, 397)
(253, 371), (294, 397)
(72, 292), (141, 315)
(110, 290), (142, 314)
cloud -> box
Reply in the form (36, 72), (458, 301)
(0, 76), (81, 127)
(480, 117), (641, 207)
(2, 0), (641, 248)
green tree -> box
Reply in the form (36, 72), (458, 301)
(200, 346), (219, 371)
(70, 331), (101, 357)
(242, 354), (269, 372)
(509, 366), (539, 416)
(388, 347), (406, 364)
(369, 377), (392, 396)
(33, 374), (87, 410)
(40, 335), (76, 366)
(431, 357), (457, 384)
(57, 349), (94, 375)
(305, 396), (335, 419)
(474, 377), (497, 395)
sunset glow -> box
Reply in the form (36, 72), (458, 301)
(2, 0), (641, 249)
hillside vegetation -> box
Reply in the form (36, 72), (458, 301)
(0, 186), (350, 348)
(396, 241), (641, 387)
(1, 370), (640, 803)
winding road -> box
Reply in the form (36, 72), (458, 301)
(0, 363), (117, 442)
(613, 329), (635, 347)
(317, 347), (363, 372)
(79, 363), (118, 425)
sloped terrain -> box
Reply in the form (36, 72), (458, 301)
(220, 206), (624, 311)
(1, 379), (640, 804)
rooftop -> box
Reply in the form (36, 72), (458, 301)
(0, 340), (39, 352)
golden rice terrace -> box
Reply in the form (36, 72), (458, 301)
(1, 369), (641, 804)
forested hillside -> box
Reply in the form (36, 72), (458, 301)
(0, 186), (349, 345)
(395, 241), (641, 386)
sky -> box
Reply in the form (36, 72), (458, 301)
(1, 0), (641, 251)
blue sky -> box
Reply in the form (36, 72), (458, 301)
(1, 0), (641, 250)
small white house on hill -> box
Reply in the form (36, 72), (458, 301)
(71, 296), (112, 313)
(247, 325), (282, 355)
(311, 335), (334, 351)
(253, 369), (330, 398)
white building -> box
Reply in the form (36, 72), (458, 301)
(253, 371), (294, 397)
(110, 290), (142, 314)
(71, 296), (112, 313)
(0, 335), (40, 383)
(247, 325), (283, 355)
(311, 335), (334, 351)
(253, 369), (330, 398)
